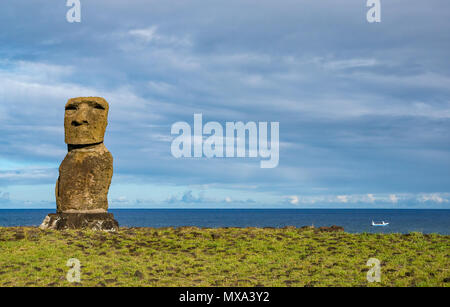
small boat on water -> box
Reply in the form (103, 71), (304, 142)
(372, 220), (389, 226)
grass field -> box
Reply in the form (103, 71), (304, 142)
(0, 226), (448, 287)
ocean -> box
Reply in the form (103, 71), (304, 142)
(0, 209), (449, 234)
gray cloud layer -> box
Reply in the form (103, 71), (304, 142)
(0, 1), (449, 207)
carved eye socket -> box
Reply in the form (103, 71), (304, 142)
(94, 103), (105, 110)
(65, 105), (77, 111)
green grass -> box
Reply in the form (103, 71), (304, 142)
(0, 226), (448, 287)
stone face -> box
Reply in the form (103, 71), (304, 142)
(56, 143), (113, 213)
(40, 96), (118, 230)
(39, 213), (119, 232)
(64, 97), (109, 145)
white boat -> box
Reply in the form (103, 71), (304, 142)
(372, 220), (389, 226)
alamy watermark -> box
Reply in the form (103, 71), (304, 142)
(367, 0), (381, 23)
(170, 114), (279, 168)
(65, 1), (380, 24)
(366, 258), (381, 282)
(66, 258), (81, 283)
(66, 0), (81, 23)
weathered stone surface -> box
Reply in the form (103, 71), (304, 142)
(39, 213), (119, 232)
(40, 96), (118, 230)
(64, 97), (109, 145)
(56, 143), (113, 213)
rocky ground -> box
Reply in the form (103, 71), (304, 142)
(0, 226), (448, 287)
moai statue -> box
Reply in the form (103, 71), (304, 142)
(40, 97), (119, 231)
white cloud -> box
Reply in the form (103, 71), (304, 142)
(0, 60), (163, 124)
(19, 144), (66, 158)
(287, 195), (299, 205)
(322, 58), (378, 70)
(336, 195), (348, 203)
(419, 194), (448, 203)
(111, 196), (130, 204)
(0, 167), (58, 186)
(0, 191), (10, 202)
(389, 194), (398, 203)
(128, 26), (192, 47)
(129, 26), (159, 42)
(147, 80), (176, 95)
(278, 193), (450, 207)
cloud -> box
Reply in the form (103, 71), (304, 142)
(389, 194), (398, 203)
(0, 168), (58, 185)
(419, 194), (448, 204)
(367, 194), (375, 203)
(111, 196), (130, 204)
(0, 191), (10, 202)
(322, 58), (378, 70)
(162, 189), (259, 207)
(164, 190), (206, 204)
(0, 1), (449, 208)
(336, 195), (348, 203)
(129, 26), (159, 42)
(128, 26), (191, 47)
(287, 195), (299, 205)
(276, 193), (450, 208)
(181, 190), (202, 203)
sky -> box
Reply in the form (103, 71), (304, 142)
(0, 0), (449, 209)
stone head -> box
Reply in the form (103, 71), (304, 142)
(64, 97), (109, 145)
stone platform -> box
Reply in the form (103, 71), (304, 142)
(39, 212), (119, 232)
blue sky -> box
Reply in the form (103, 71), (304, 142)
(0, 0), (449, 209)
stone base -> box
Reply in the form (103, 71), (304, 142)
(39, 212), (119, 232)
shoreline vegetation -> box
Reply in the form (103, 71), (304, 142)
(0, 226), (448, 287)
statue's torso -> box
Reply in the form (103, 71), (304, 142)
(56, 143), (113, 213)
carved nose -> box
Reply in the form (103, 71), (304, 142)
(71, 119), (88, 127)
(72, 107), (89, 126)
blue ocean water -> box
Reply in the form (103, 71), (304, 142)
(0, 209), (448, 234)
